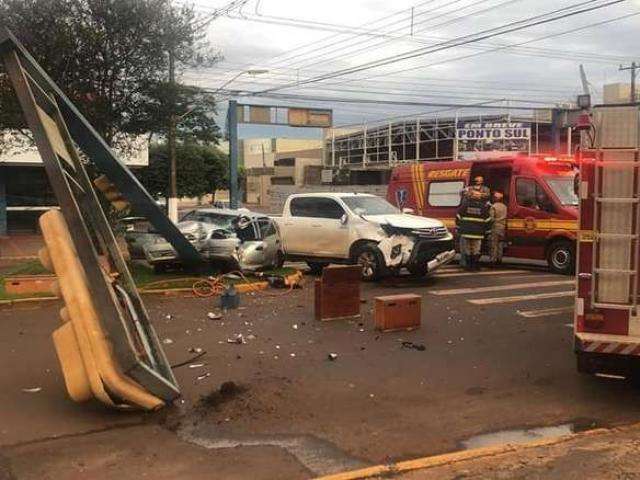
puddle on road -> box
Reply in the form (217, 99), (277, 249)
(179, 426), (369, 476)
(460, 424), (574, 450)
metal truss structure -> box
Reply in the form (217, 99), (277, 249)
(325, 113), (552, 169)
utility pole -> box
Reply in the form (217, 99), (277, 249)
(619, 62), (639, 103)
(167, 47), (178, 223)
(228, 99), (239, 209)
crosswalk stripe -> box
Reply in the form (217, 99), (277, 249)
(468, 290), (575, 305)
(429, 280), (575, 296)
(434, 269), (530, 278)
(517, 306), (574, 318)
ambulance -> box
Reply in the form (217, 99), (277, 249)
(386, 152), (579, 274)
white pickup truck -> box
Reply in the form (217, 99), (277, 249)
(274, 192), (455, 280)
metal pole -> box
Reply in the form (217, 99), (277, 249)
(567, 126), (572, 155)
(416, 118), (420, 161)
(228, 99), (239, 209)
(167, 48), (178, 222)
(632, 62), (637, 103)
(331, 129), (335, 167)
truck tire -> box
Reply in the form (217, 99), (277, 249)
(408, 263), (429, 277)
(353, 244), (386, 281)
(547, 240), (575, 275)
(306, 261), (328, 275)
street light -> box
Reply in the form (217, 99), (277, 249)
(213, 68), (269, 95)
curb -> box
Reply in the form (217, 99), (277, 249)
(314, 427), (612, 480)
(0, 280), (273, 303)
(0, 296), (59, 306)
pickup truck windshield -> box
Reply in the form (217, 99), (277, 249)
(341, 196), (400, 215)
(546, 178), (579, 206)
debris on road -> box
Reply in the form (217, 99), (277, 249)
(188, 363), (206, 369)
(227, 333), (246, 344)
(401, 341), (426, 351)
(21, 387), (42, 393)
(328, 353), (338, 361)
(207, 312), (222, 320)
(196, 372), (211, 381)
(162, 338), (174, 345)
(220, 285), (240, 310)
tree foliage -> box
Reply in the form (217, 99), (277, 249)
(137, 143), (228, 199)
(0, 0), (221, 145)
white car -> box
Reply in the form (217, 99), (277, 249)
(274, 193), (455, 280)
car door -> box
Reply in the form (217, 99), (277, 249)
(257, 218), (281, 265)
(510, 177), (556, 259)
(283, 197), (320, 255)
(304, 197), (350, 258)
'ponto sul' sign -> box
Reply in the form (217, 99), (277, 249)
(456, 122), (531, 157)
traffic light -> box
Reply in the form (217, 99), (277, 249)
(39, 209), (164, 410)
(93, 174), (130, 212)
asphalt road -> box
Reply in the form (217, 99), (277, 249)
(2, 263), (640, 479)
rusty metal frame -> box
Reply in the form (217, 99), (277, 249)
(0, 29), (180, 401)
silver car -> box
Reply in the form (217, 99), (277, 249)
(143, 209), (283, 272)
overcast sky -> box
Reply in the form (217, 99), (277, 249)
(181, 0), (640, 138)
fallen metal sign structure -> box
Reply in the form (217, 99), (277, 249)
(0, 29), (181, 409)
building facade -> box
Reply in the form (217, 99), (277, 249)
(0, 134), (148, 236)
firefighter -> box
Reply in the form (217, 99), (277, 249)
(464, 175), (491, 200)
(489, 191), (507, 266)
(456, 193), (492, 271)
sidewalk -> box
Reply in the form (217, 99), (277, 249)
(320, 423), (640, 480)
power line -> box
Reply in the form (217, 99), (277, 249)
(211, 90), (552, 110)
(321, 9), (640, 89)
(255, 0), (625, 94)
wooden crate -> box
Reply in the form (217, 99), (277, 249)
(375, 294), (421, 332)
(314, 265), (361, 321)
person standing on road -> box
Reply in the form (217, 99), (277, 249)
(489, 191), (507, 266)
(456, 191), (492, 271)
(464, 176), (491, 201)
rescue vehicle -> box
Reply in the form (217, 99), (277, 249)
(387, 153), (579, 274)
(575, 103), (640, 378)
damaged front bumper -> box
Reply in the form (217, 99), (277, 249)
(378, 233), (455, 273)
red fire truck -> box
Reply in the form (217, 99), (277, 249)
(575, 104), (640, 377)
(386, 153), (579, 274)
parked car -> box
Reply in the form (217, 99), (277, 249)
(273, 192), (455, 281)
(119, 217), (160, 259)
(143, 208), (283, 272)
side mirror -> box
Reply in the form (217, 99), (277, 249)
(340, 214), (348, 225)
(402, 207), (414, 214)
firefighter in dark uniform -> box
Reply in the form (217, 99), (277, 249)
(456, 189), (493, 271)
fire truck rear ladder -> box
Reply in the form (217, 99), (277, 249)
(590, 149), (640, 313)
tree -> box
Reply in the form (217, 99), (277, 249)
(137, 143), (228, 199)
(0, 0), (221, 146)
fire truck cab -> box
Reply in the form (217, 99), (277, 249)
(387, 153), (579, 274)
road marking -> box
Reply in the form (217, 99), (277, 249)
(517, 306), (574, 318)
(429, 280), (575, 296)
(468, 290), (575, 305)
(434, 269), (530, 278)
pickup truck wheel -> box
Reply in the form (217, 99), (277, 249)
(306, 262), (327, 275)
(354, 245), (386, 281)
(547, 240), (575, 275)
(408, 264), (429, 277)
